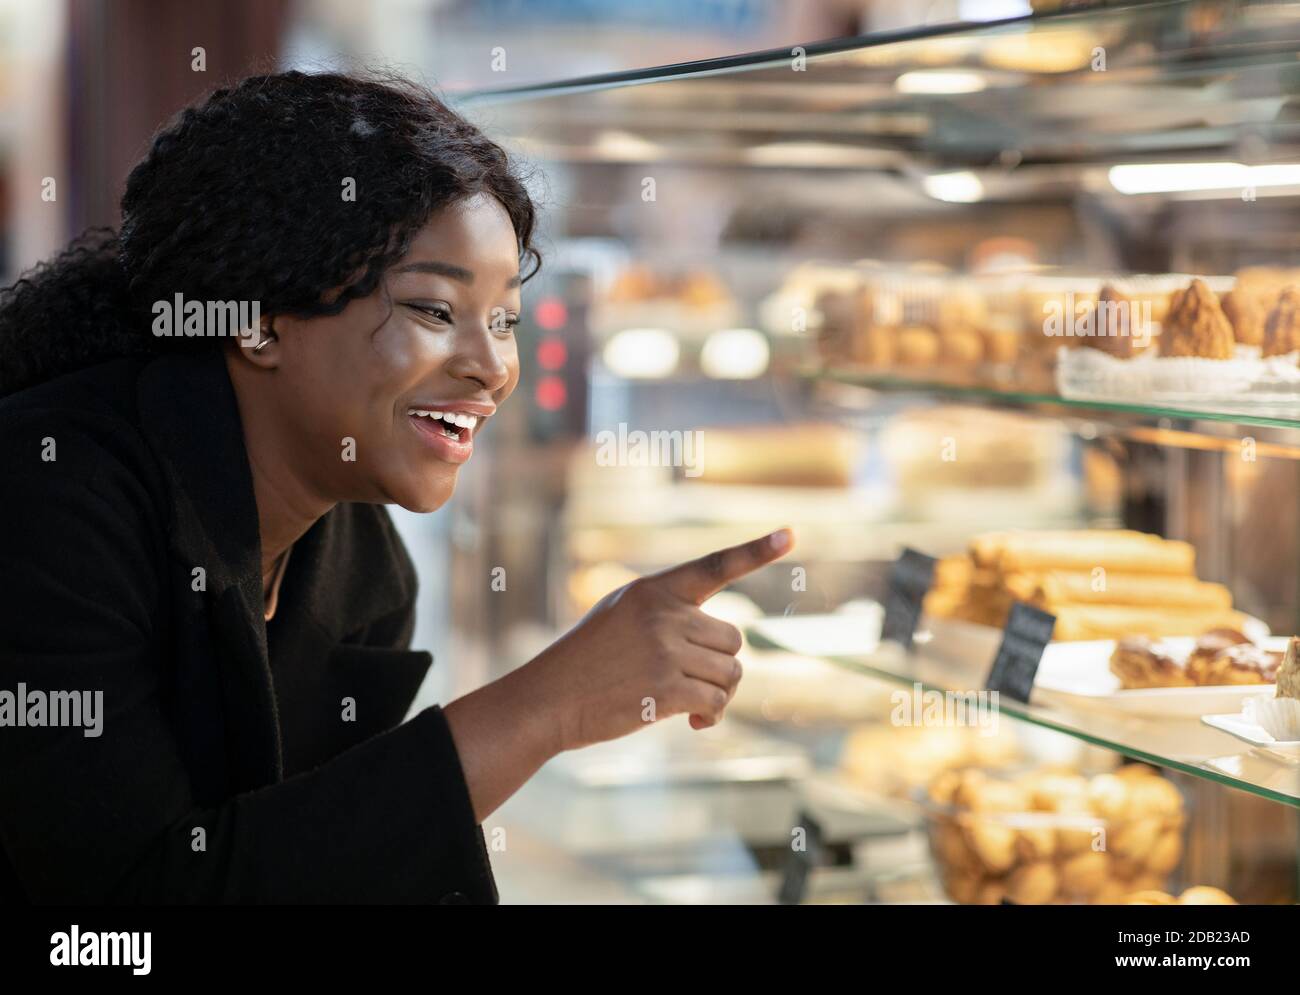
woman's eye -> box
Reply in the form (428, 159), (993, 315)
(409, 303), (452, 323)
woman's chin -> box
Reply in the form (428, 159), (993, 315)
(389, 474), (457, 514)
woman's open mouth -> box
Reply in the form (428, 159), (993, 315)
(407, 408), (479, 463)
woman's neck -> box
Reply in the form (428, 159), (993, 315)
(223, 351), (334, 582)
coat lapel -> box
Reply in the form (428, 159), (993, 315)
(136, 351), (282, 794)
(134, 350), (421, 799)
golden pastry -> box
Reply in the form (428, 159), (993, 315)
(963, 818), (1018, 874)
(1221, 287), (1265, 346)
(1007, 861), (1059, 905)
(1263, 286), (1300, 357)
(1059, 851), (1110, 898)
(1015, 825), (1057, 862)
(1178, 886), (1237, 905)
(1124, 890), (1178, 905)
(939, 325), (984, 366)
(851, 326), (894, 367)
(895, 325), (939, 366)
(976, 880), (1008, 906)
(980, 320), (1020, 365)
(1086, 773), (1133, 822)
(1186, 641), (1282, 686)
(973, 530), (1197, 575)
(1087, 284), (1150, 358)
(1110, 637), (1195, 689)
(1159, 278), (1234, 359)
(1146, 830), (1183, 875)
(814, 288), (856, 363)
(1054, 605), (1249, 642)
(1005, 571), (1232, 611)
(1110, 817), (1162, 860)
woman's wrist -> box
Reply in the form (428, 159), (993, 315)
(442, 654), (570, 822)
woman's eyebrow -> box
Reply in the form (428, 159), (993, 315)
(393, 260), (522, 290)
(393, 260), (474, 283)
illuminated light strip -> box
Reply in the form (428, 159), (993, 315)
(1108, 162), (1300, 195)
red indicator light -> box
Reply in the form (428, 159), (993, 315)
(535, 375), (567, 411)
(534, 297), (568, 330)
(537, 337), (567, 370)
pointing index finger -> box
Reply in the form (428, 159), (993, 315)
(653, 528), (794, 605)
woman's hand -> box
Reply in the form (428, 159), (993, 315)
(444, 527), (793, 821)
(531, 528), (794, 752)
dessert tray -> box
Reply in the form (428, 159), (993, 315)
(923, 620), (1277, 718)
(1056, 345), (1300, 410)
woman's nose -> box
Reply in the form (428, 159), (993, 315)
(445, 326), (511, 391)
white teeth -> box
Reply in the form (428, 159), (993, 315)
(407, 409), (479, 433)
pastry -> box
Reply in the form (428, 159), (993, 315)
(1111, 637), (1195, 689)
(1159, 278), (1235, 359)
(1221, 287), (1265, 346)
(972, 530), (1196, 575)
(1086, 284), (1152, 358)
(1053, 605), (1249, 642)
(1186, 641), (1281, 686)
(814, 288), (857, 363)
(1177, 886), (1237, 905)
(895, 325), (939, 366)
(1124, 889), (1178, 905)
(939, 325), (984, 366)
(1262, 286), (1300, 357)
(1004, 571), (1232, 611)
(1276, 635), (1300, 700)
(1111, 628), (1279, 689)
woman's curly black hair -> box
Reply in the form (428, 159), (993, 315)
(0, 70), (540, 396)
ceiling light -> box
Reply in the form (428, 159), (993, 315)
(1108, 162), (1300, 195)
(602, 328), (679, 379)
(895, 70), (987, 95)
(923, 171), (984, 202)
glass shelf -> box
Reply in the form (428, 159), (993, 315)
(747, 621), (1300, 808)
(815, 365), (1300, 435)
(465, 0), (1300, 179)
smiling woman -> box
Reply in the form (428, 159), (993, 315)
(0, 70), (791, 905)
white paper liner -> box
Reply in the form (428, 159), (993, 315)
(1056, 345), (1300, 408)
(1242, 693), (1300, 743)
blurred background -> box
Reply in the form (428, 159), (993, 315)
(8, 0), (1300, 904)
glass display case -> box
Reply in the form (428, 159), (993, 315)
(456, 1), (1300, 904)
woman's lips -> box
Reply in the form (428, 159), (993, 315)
(408, 411), (474, 463)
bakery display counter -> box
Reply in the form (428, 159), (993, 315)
(748, 612), (1300, 807)
(466, 0), (1300, 902)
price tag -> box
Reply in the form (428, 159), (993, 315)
(776, 809), (824, 906)
(985, 602), (1056, 704)
(880, 548), (937, 651)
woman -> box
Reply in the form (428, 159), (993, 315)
(0, 71), (791, 904)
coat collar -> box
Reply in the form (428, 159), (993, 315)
(134, 349), (415, 645)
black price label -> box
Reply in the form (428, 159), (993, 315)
(776, 810), (824, 906)
(985, 602), (1055, 704)
(880, 548), (937, 651)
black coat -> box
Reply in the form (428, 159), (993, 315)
(0, 350), (497, 903)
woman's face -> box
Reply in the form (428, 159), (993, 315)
(255, 193), (523, 513)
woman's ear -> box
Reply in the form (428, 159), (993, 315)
(233, 317), (280, 370)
